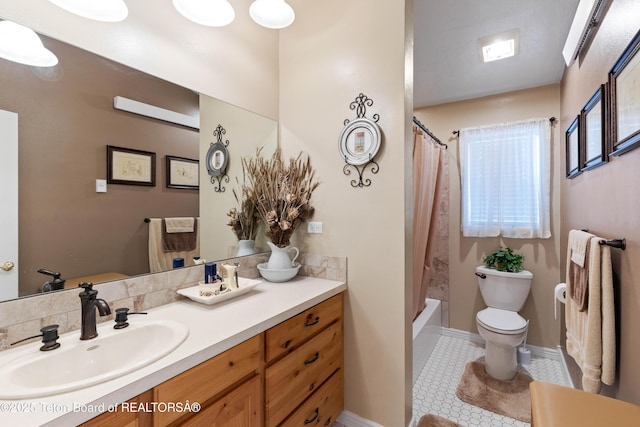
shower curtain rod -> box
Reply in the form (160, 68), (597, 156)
(413, 116), (447, 149)
(451, 117), (557, 136)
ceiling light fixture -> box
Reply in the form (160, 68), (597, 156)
(479, 29), (519, 63)
(249, 0), (295, 29)
(173, 0), (235, 27)
(47, 0), (128, 23)
(0, 21), (58, 67)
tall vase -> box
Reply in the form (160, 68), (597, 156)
(236, 239), (256, 257)
(266, 242), (299, 269)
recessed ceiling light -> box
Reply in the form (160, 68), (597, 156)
(479, 29), (519, 63)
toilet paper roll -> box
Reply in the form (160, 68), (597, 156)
(554, 283), (567, 320)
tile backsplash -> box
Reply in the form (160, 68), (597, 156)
(0, 253), (346, 350)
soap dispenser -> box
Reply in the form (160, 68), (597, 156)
(221, 263), (239, 290)
(38, 269), (66, 292)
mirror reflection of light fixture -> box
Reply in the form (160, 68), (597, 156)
(47, 0), (129, 22)
(173, 0), (235, 27)
(249, 0), (295, 29)
(0, 21), (58, 67)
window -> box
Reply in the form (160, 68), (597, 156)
(460, 118), (551, 238)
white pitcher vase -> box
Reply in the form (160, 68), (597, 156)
(236, 239), (256, 257)
(266, 242), (299, 269)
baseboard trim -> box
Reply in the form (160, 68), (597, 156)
(336, 410), (384, 427)
(440, 327), (563, 360)
(557, 345), (576, 388)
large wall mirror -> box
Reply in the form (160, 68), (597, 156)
(0, 26), (277, 301)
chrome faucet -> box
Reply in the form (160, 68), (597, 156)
(78, 282), (111, 340)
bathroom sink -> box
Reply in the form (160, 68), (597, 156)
(0, 320), (189, 399)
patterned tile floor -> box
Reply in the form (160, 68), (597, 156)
(413, 334), (569, 427)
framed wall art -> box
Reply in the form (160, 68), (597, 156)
(107, 145), (156, 186)
(566, 117), (581, 179)
(580, 84), (608, 171)
(609, 29), (640, 156)
(166, 156), (199, 190)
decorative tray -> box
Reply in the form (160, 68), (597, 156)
(177, 278), (262, 305)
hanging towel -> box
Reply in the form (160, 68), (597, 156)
(162, 218), (198, 251)
(164, 217), (195, 233)
(148, 218), (200, 273)
(565, 234), (616, 393)
(570, 229), (592, 267)
(570, 242), (591, 312)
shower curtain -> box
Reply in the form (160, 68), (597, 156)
(412, 124), (445, 321)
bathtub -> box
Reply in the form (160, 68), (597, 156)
(413, 298), (442, 384)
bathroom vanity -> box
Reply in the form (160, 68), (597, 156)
(0, 276), (346, 426)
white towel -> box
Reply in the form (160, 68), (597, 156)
(164, 217), (195, 233)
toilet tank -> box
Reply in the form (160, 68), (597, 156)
(475, 265), (533, 311)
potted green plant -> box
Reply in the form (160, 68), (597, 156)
(483, 247), (525, 273)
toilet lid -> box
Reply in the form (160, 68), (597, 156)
(477, 308), (527, 334)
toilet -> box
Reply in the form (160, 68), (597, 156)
(475, 265), (533, 380)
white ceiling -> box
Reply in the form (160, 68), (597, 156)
(413, 0), (581, 108)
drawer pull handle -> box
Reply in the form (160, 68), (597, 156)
(304, 408), (319, 424)
(305, 315), (320, 327)
(304, 351), (320, 365)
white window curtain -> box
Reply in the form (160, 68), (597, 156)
(460, 118), (551, 238)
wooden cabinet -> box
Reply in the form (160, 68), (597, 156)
(180, 375), (261, 427)
(265, 293), (344, 427)
(80, 390), (153, 427)
(154, 335), (262, 427)
(82, 292), (344, 427)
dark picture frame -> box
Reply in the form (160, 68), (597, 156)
(107, 145), (156, 186)
(566, 117), (581, 179)
(580, 84), (608, 171)
(166, 156), (199, 190)
(609, 29), (640, 157)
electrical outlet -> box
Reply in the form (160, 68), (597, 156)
(307, 221), (323, 234)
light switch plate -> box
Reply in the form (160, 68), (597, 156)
(307, 221), (323, 234)
(96, 179), (107, 193)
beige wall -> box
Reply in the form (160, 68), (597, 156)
(416, 84), (563, 349)
(560, 0), (640, 405)
(279, 0), (412, 425)
(0, 0), (279, 119)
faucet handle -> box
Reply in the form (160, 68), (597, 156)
(78, 282), (94, 290)
(114, 308), (148, 329)
(11, 325), (61, 351)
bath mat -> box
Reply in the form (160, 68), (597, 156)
(417, 413), (464, 427)
(455, 358), (533, 422)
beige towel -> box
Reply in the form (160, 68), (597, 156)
(565, 235), (616, 393)
(148, 218), (200, 273)
(164, 217), (195, 233)
(569, 229), (593, 267)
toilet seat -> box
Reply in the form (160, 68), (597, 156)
(477, 307), (527, 335)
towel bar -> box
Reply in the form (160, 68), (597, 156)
(599, 238), (626, 250)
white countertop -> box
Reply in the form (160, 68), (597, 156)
(0, 276), (346, 427)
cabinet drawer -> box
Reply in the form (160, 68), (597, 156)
(266, 293), (343, 363)
(279, 369), (343, 427)
(154, 335), (261, 427)
(179, 375), (261, 427)
(265, 321), (343, 427)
